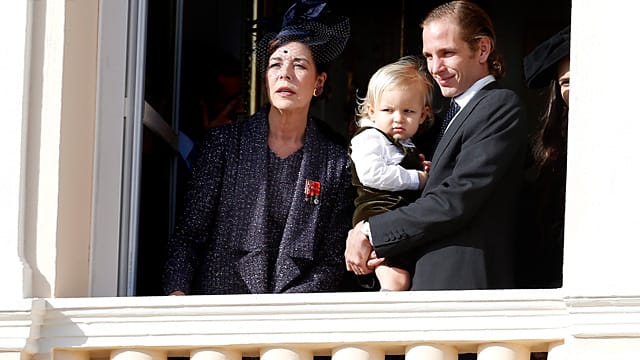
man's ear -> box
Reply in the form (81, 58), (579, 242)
(478, 37), (491, 63)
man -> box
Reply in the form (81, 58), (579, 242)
(345, 0), (527, 290)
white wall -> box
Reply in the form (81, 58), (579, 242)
(564, 1), (640, 296)
(0, 1), (32, 298)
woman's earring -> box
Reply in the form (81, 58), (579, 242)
(313, 87), (319, 97)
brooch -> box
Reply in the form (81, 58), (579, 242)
(304, 179), (321, 205)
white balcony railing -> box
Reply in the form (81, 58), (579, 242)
(4, 289), (640, 360)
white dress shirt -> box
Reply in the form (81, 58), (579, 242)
(350, 118), (421, 191)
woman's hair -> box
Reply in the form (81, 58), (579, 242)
(356, 55), (434, 127)
(532, 79), (569, 169)
(421, 0), (505, 79)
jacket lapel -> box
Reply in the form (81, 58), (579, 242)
(431, 84), (496, 165)
(234, 111), (270, 293)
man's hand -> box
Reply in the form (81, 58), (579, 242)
(345, 220), (382, 275)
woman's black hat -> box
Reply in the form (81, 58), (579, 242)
(524, 26), (571, 88)
(255, 0), (350, 71)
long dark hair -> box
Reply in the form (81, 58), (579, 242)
(532, 79), (568, 170)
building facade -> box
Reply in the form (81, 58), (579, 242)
(2, 1), (640, 359)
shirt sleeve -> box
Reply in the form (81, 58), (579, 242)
(350, 128), (420, 191)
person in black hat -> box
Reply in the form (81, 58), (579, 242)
(525, 25), (571, 164)
(163, 0), (356, 295)
(516, 26), (570, 289)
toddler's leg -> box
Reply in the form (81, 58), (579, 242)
(375, 264), (410, 291)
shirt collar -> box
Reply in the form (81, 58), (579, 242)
(452, 75), (496, 109)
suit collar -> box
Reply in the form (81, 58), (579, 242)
(454, 75), (496, 110)
(431, 81), (502, 164)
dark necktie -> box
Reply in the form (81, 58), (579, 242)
(435, 99), (460, 146)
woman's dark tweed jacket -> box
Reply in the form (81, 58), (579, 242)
(163, 105), (354, 294)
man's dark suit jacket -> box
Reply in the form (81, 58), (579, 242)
(369, 81), (527, 290)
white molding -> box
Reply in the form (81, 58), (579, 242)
(5, 293), (640, 358)
(36, 291), (567, 354)
(566, 296), (640, 338)
(0, 299), (38, 353)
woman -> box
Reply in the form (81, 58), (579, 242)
(162, 0), (353, 295)
(517, 26), (570, 289)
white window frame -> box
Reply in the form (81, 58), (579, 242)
(91, 0), (147, 297)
